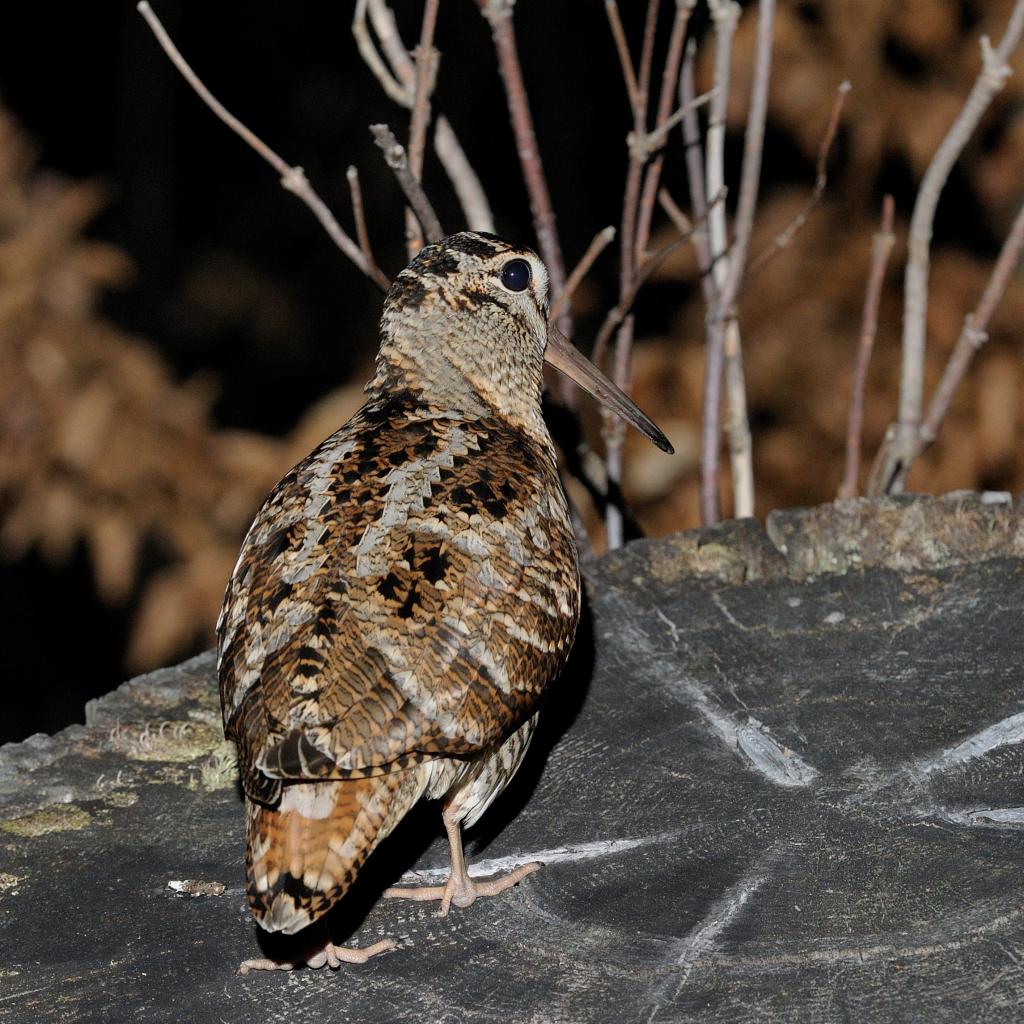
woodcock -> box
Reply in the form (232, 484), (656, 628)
(216, 231), (672, 971)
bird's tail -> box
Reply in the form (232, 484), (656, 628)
(245, 769), (425, 935)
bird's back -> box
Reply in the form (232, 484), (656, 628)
(216, 389), (580, 930)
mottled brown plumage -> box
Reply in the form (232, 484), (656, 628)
(217, 231), (670, 971)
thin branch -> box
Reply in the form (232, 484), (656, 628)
(603, 314), (636, 549)
(749, 79), (850, 275)
(631, 87), (718, 163)
(405, 0), (441, 256)
(658, 188), (692, 235)
(680, 38), (717, 310)
(698, 0), (740, 526)
(407, 0), (440, 181)
(840, 195), (895, 500)
(136, 1), (376, 281)
(604, 0), (642, 113)
(635, 0), (698, 267)
(879, 0), (1024, 494)
(592, 189), (727, 371)
(704, 1), (739, 297)
(695, 0), (773, 524)
(370, 124), (443, 243)
(357, 0), (495, 234)
(715, 0), (774, 523)
(603, 0), (662, 550)
(550, 226), (617, 323)
(919, 196), (1024, 447)
(346, 166), (391, 292)
(721, 320), (753, 516)
(717, 0), (774, 319)
(478, 0), (571, 338)
(434, 119), (496, 233)
(352, 0), (408, 105)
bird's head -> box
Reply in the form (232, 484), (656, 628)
(372, 231), (672, 453)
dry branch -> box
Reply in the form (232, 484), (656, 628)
(919, 198), (1024, 448)
(405, 0), (441, 256)
(602, 0), (661, 549)
(592, 189), (727, 370)
(352, 0), (408, 105)
(749, 79), (851, 275)
(478, 0), (570, 336)
(631, 87), (717, 164)
(136, 2), (377, 285)
(717, 0), (774, 523)
(697, 0), (740, 526)
(370, 124), (444, 244)
(550, 226), (616, 323)
(841, 195), (895, 500)
(355, 0), (495, 234)
(658, 188), (692, 235)
(876, 0), (1024, 494)
(680, 39), (716, 310)
(346, 166), (391, 293)
(434, 120), (496, 234)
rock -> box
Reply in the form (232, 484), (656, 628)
(2, 494), (1023, 1022)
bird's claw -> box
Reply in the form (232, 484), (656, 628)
(238, 937), (396, 974)
(384, 861), (541, 916)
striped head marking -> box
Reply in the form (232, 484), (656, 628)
(372, 232), (551, 437)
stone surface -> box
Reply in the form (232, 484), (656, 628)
(2, 493), (1023, 1022)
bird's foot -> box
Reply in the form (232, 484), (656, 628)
(237, 938), (396, 974)
(384, 861), (540, 917)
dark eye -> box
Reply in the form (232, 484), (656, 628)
(500, 259), (532, 292)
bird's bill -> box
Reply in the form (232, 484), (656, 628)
(544, 326), (675, 454)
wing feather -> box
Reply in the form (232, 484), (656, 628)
(217, 392), (579, 801)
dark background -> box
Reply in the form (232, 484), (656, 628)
(0, 1), (718, 743)
(1, 1), (1019, 744)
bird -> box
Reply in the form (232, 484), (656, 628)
(216, 231), (673, 972)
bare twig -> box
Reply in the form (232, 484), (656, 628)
(749, 79), (851, 275)
(919, 197), (1024, 447)
(717, 0), (775, 307)
(634, 0), (697, 268)
(405, 0), (441, 256)
(603, 313), (636, 548)
(356, 0), (495, 234)
(370, 125), (443, 243)
(841, 195), (895, 500)
(604, 0), (642, 113)
(877, 0), (1024, 494)
(550, 226), (617, 323)
(353, 0), (408, 105)
(346, 166), (391, 292)
(698, 0), (740, 526)
(603, 0), (661, 549)
(716, 0), (774, 522)
(704, 2), (739, 297)
(407, 0), (440, 182)
(658, 188), (692, 235)
(632, 88), (718, 164)
(680, 39), (717, 309)
(478, 0), (570, 337)
(136, 1), (378, 282)
(592, 189), (727, 368)
(434, 120), (496, 233)
(362, 0), (413, 87)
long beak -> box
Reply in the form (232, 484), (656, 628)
(544, 326), (674, 454)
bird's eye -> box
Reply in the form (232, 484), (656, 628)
(500, 259), (532, 293)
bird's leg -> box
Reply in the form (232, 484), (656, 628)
(383, 806), (540, 916)
(238, 925), (395, 974)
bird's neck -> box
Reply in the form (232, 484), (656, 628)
(368, 327), (551, 450)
